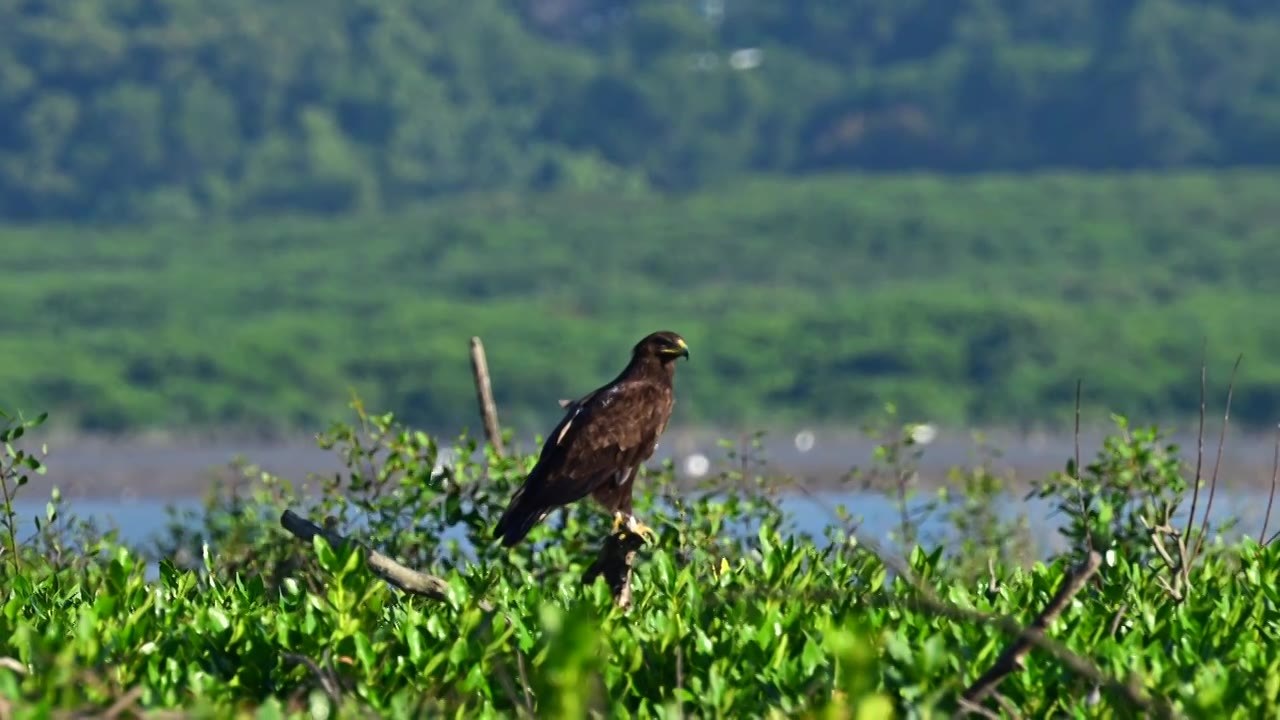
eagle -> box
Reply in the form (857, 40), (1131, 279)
(493, 330), (690, 547)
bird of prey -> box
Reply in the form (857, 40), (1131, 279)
(493, 330), (690, 547)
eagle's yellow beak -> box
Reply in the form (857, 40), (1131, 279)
(665, 338), (690, 359)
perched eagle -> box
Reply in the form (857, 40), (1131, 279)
(493, 330), (690, 547)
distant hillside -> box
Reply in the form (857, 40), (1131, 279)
(3, 1), (1280, 220)
(3, 171), (1280, 434)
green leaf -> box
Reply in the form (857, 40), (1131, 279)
(313, 534), (338, 573)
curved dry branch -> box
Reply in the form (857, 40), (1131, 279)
(960, 551), (1103, 706)
(279, 509), (451, 601)
(280, 508), (643, 611)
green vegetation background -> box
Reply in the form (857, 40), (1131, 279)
(6, 172), (1280, 435)
(3, 1), (1280, 434)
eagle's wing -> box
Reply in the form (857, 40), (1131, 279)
(523, 378), (671, 508)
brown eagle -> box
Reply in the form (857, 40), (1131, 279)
(493, 330), (690, 547)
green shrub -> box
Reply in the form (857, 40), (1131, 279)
(0, 399), (1275, 717)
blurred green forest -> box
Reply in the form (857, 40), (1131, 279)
(4, 172), (1280, 435)
(3, 0), (1280, 219)
(4, 0), (1280, 434)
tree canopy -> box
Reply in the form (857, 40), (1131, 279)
(3, 0), (1280, 221)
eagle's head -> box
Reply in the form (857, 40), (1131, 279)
(634, 330), (690, 364)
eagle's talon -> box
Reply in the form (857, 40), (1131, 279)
(625, 515), (659, 544)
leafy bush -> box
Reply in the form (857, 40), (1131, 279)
(1, 396), (1277, 717)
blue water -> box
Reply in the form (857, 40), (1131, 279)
(7, 484), (1275, 580)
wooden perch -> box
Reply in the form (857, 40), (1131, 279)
(582, 528), (648, 610)
(469, 336), (505, 457)
(280, 509), (451, 602)
(960, 550), (1103, 706)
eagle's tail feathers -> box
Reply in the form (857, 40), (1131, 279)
(494, 497), (550, 547)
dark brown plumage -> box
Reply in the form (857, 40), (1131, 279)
(493, 330), (690, 547)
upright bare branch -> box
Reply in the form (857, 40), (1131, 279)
(1194, 353), (1242, 562)
(1183, 345), (1208, 544)
(1260, 425), (1280, 545)
(470, 336), (506, 457)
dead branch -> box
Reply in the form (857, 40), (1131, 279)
(282, 649), (344, 704)
(1142, 507), (1190, 601)
(1106, 604), (1129, 638)
(1193, 352), (1242, 563)
(582, 528), (648, 610)
(1183, 345), (1209, 545)
(100, 686), (145, 720)
(991, 692), (1021, 718)
(1073, 378), (1091, 552)
(1261, 425), (1280, 545)
(955, 698), (1003, 720)
(281, 507), (643, 612)
(279, 509), (452, 602)
(1084, 604), (1130, 709)
(960, 551), (1103, 707)
(785, 483), (1168, 718)
(470, 336), (506, 457)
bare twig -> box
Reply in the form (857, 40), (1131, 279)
(955, 698), (1002, 720)
(0, 657), (26, 675)
(1, 458), (22, 574)
(675, 642), (686, 720)
(482, 611), (536, 720)
(492, 658), (526, 718)
(1194, 353), (1242, 562)
(100, 686), (145, 720)
(1086, 604), (1130, 706)
(515, 643), (536, 717)
(582, 528), (648, 610)
(283, 650), (343, 704)
(1144, 521), (1186, 601)
(1106, 604), (1128, 638)
(470, 336), (506, 457)
(1260, 425), (1280, 545)
(960, 551), (1103, 706)
(1184, 346), (1208, 544)
(992, 692), (1021, 718)
(279, 508), (453, 603)
(1073, 379), (1091, 552)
